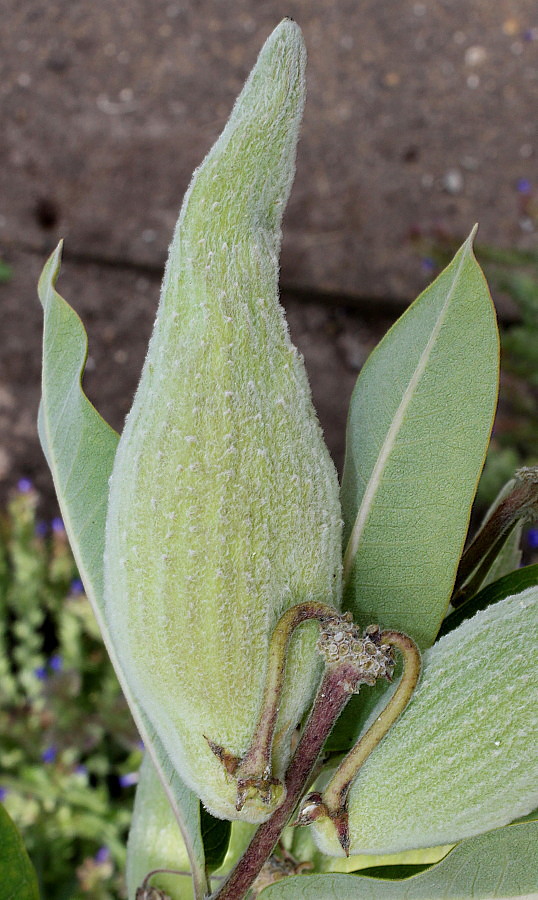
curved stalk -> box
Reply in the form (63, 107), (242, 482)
(235, 601), (339, 784)
(210, 660), (362, 900)
(322, 630), (421, 818)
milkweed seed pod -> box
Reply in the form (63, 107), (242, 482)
(104, 20), (342, 823)
(310, 588), (538, 856)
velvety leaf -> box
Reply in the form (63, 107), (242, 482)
(260, 821), (538, 898)
(341, 230), (499, 649)
(38, 246), (208, 898)
(0, 804), (39, 900)
(312, 590), (538, 857)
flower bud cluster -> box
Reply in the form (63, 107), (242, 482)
(317, 619), (395, 686)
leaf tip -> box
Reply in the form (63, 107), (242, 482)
(468, 222), (479, 245)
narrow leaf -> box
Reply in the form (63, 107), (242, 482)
(438, 562), (538, 637)
(341, 230), (499, 649)
(0, 804), (39, 900)
(200, 806), (232, 874)
(38, 246), (208, 898)
(260, 821), (538, 898)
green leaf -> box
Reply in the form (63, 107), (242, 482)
(200, 805), (232, 874)
(354, 864), (436, 880)
(341, 229), (499, 649)
(438, 562), (538, 637)
(38, 245), (208, 899)
(259, 821), (538, 898)
(313, 590), (538, 856)
(0, 803), (39, 900)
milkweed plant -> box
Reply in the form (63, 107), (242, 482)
(25, 18), (538, 900)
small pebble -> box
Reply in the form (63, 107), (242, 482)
(465, 45), (487, 66)
(442, 169), (464, 194)
(502, 19), (520, 37)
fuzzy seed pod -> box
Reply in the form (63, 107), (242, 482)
(104, 20), (342, 823)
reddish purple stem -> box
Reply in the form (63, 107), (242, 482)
(210, 662), (360, 900)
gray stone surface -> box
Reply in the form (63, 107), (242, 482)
(1, 0), (537, 502)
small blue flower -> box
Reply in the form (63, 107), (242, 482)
(51, 517), (65, 534)
(35, 521), (48, 538)
(34, 666), (48, 681)
(17, 478), (33, 493)
(70, 578), (84, 595)
(49, 654), (63, 673)
(0, 787), (8, 802)
(516, 178), (532, 195)
(74, 764), (88, 777)
(527, 527), (538, 549)
(41, 746), (57, 764)
(95, 846), (110, 864)
(119, 772), (138, 788)
(421, 257), (436, 274)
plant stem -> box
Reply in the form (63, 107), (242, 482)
(452, 467), (538, 605)
(209, 660), (361, 900)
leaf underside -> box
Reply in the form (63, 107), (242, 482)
(37, 244), (209, 897)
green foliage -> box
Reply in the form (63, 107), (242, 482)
(0, 802), (39, 900)
(0, 485), (139, 899)
(341, 230), (498, 650)
(0, 259), (12, 283)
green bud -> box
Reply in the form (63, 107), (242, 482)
(104, 20), (342, 823)
(310, 588), (538, 856)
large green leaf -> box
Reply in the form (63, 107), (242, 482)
(0, 804), (39, 900)
(260, 821), (538, 898)
(341, 229), (499, 649)
(38, 245), (208, 899)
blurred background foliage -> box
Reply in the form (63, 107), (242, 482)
(0, 484), (141, 899)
